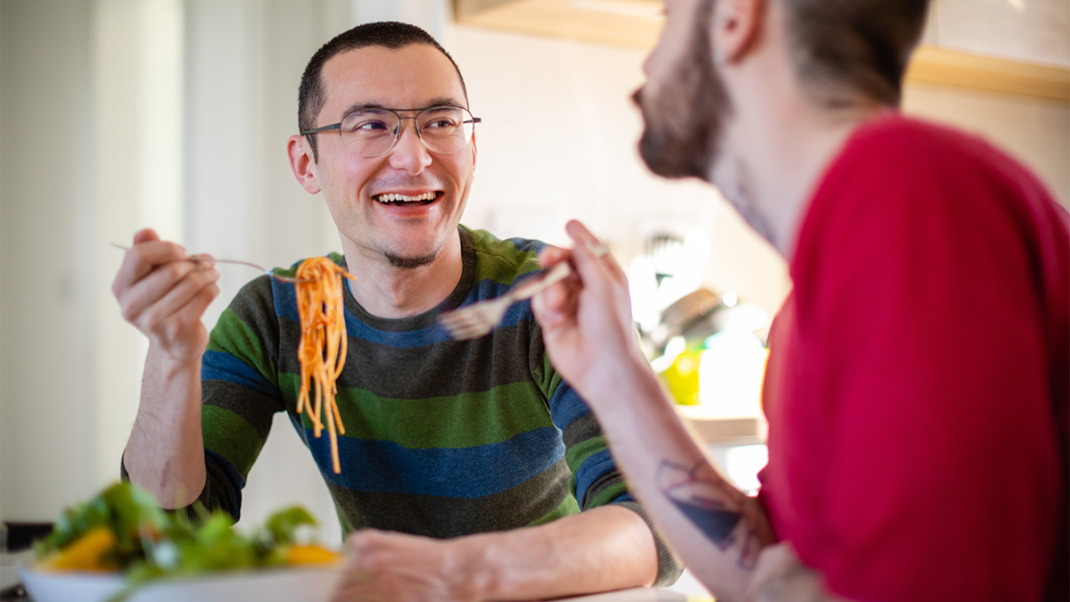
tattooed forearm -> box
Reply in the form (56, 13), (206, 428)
(656, 459), (769, 570)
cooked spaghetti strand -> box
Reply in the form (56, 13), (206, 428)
(294, 257), (355, 474)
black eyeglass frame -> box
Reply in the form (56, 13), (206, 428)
(300, 105), (482, 158)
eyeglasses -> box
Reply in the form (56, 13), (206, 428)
(301, 105), (481, 158)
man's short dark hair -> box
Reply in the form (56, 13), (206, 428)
(779, 0), (930, 107)
(298, 21), (468, 161)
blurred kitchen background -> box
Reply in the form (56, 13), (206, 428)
(2, 0), (1067, 553)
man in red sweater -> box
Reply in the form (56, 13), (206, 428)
(532, 0), (1069, 601)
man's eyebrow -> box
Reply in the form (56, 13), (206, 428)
(339, 97), (468, 117)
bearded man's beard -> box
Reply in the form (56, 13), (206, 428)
(634, 2), (731, 182)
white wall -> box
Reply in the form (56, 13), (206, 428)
(1, 0), (100, 527)
(926, 0), (1069, 67)
(902, 85), (1070, 205)
(0, 0), (15, 519)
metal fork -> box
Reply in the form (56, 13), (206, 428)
(439, 261), (572, 340)
(110, 242), (309, 283)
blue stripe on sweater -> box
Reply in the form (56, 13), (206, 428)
(272, 274), (544, 349)
(202, 351), (280, 401)
(547, 382), (590, 430)
(308, 426), (565, 498)
(344, 313), (455, 348)
(573, 448), (616, 507)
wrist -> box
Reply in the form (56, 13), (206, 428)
(581, 352), (665, 413)
(753, 566), (829, 602)
(146, 344), (203, 378)
(450, 535), (497, 601)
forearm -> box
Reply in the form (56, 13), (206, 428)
(750, 566), (842, 602)
(123, 346), (206, 508)
(579, 358), (775, 602)
(461, 505), (659, 600)
(112, 230), (220, 508)
(747, 544), (854, 602)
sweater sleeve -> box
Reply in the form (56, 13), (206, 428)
(197, 276), (288, 521)
(531, 327), (683, 586)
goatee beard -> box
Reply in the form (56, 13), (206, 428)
(385, 252), (437, 269)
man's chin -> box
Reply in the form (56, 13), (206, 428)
(638, 128), (712, 182)
(385, 251), (438, 269)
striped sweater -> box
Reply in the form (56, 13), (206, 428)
(193, 226), (679, 583)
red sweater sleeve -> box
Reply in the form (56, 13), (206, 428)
(764, 116), (1067, 602)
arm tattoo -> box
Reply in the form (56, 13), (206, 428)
(656, 459), (766, 569)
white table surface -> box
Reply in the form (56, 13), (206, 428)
(1, 554), (715, 602)
(551, 588), (705, 601)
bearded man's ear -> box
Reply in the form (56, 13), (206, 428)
(711, 0), (765, 65)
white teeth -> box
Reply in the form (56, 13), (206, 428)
(375, 192), (437, 203)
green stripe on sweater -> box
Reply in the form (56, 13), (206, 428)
(564, 434), (608, 474)
(276, 375), (554, 449)
(202, 404), (265, 477)
(469, 229), (543, 284)
(525, 493), (581, 528)
(206, 307), (278, 388)
(588, 480), (630, 508)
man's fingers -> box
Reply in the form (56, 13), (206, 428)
(120, 260), (217, 327)
(182, 282), (220, 322)
(563, 220), (625, 292)
(537, 245), (571, 268)
(346, 529), (389, 556)
(564, 219), (600, 249)
(118, 259), (198, 319)
(131, 227), (161, 245)
(113, 239), (190, 296)
(146, 271), (220, 331)
(565, 220), (629, 287)
(531, 279), (574, 331)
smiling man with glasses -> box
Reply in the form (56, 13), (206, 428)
(112, 21), (678, 601)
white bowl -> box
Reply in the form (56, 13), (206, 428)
(18, 564), (344, 602)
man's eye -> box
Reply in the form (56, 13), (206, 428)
(423, 119), (457, 130)
(349, 120), (390, 133)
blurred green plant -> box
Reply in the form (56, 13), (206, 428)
(33, 482), (333, 602)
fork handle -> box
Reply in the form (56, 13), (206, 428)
(511, 262), (571, 301)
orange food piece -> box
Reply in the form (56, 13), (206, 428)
(38, 526), (119, 572)
(285, 544), (342, 566)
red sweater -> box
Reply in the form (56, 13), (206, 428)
(761, 114), (1068, 602)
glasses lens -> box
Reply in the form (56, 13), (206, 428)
(417, 107), (475, 154)
(340, 109), (400, 157)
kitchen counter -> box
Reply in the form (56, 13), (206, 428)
(677, 407), (767, 446)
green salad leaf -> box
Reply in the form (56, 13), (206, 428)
(33, 482), (338, 602)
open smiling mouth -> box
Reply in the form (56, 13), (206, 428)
(374, 192), (441, 206)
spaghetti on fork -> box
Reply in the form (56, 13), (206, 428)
(294, 257), (355, 474)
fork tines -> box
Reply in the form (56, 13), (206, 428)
(439, 262), (573, 341)
(438, 301), (506, 340)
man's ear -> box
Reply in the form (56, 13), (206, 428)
(711, 0), (765, 64)
(287, 134), (322, 194)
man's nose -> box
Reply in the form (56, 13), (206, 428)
(387, 120), (432, 174)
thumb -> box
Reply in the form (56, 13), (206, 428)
(563, 220), (612, 288)
(133, 228), (160, 245)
